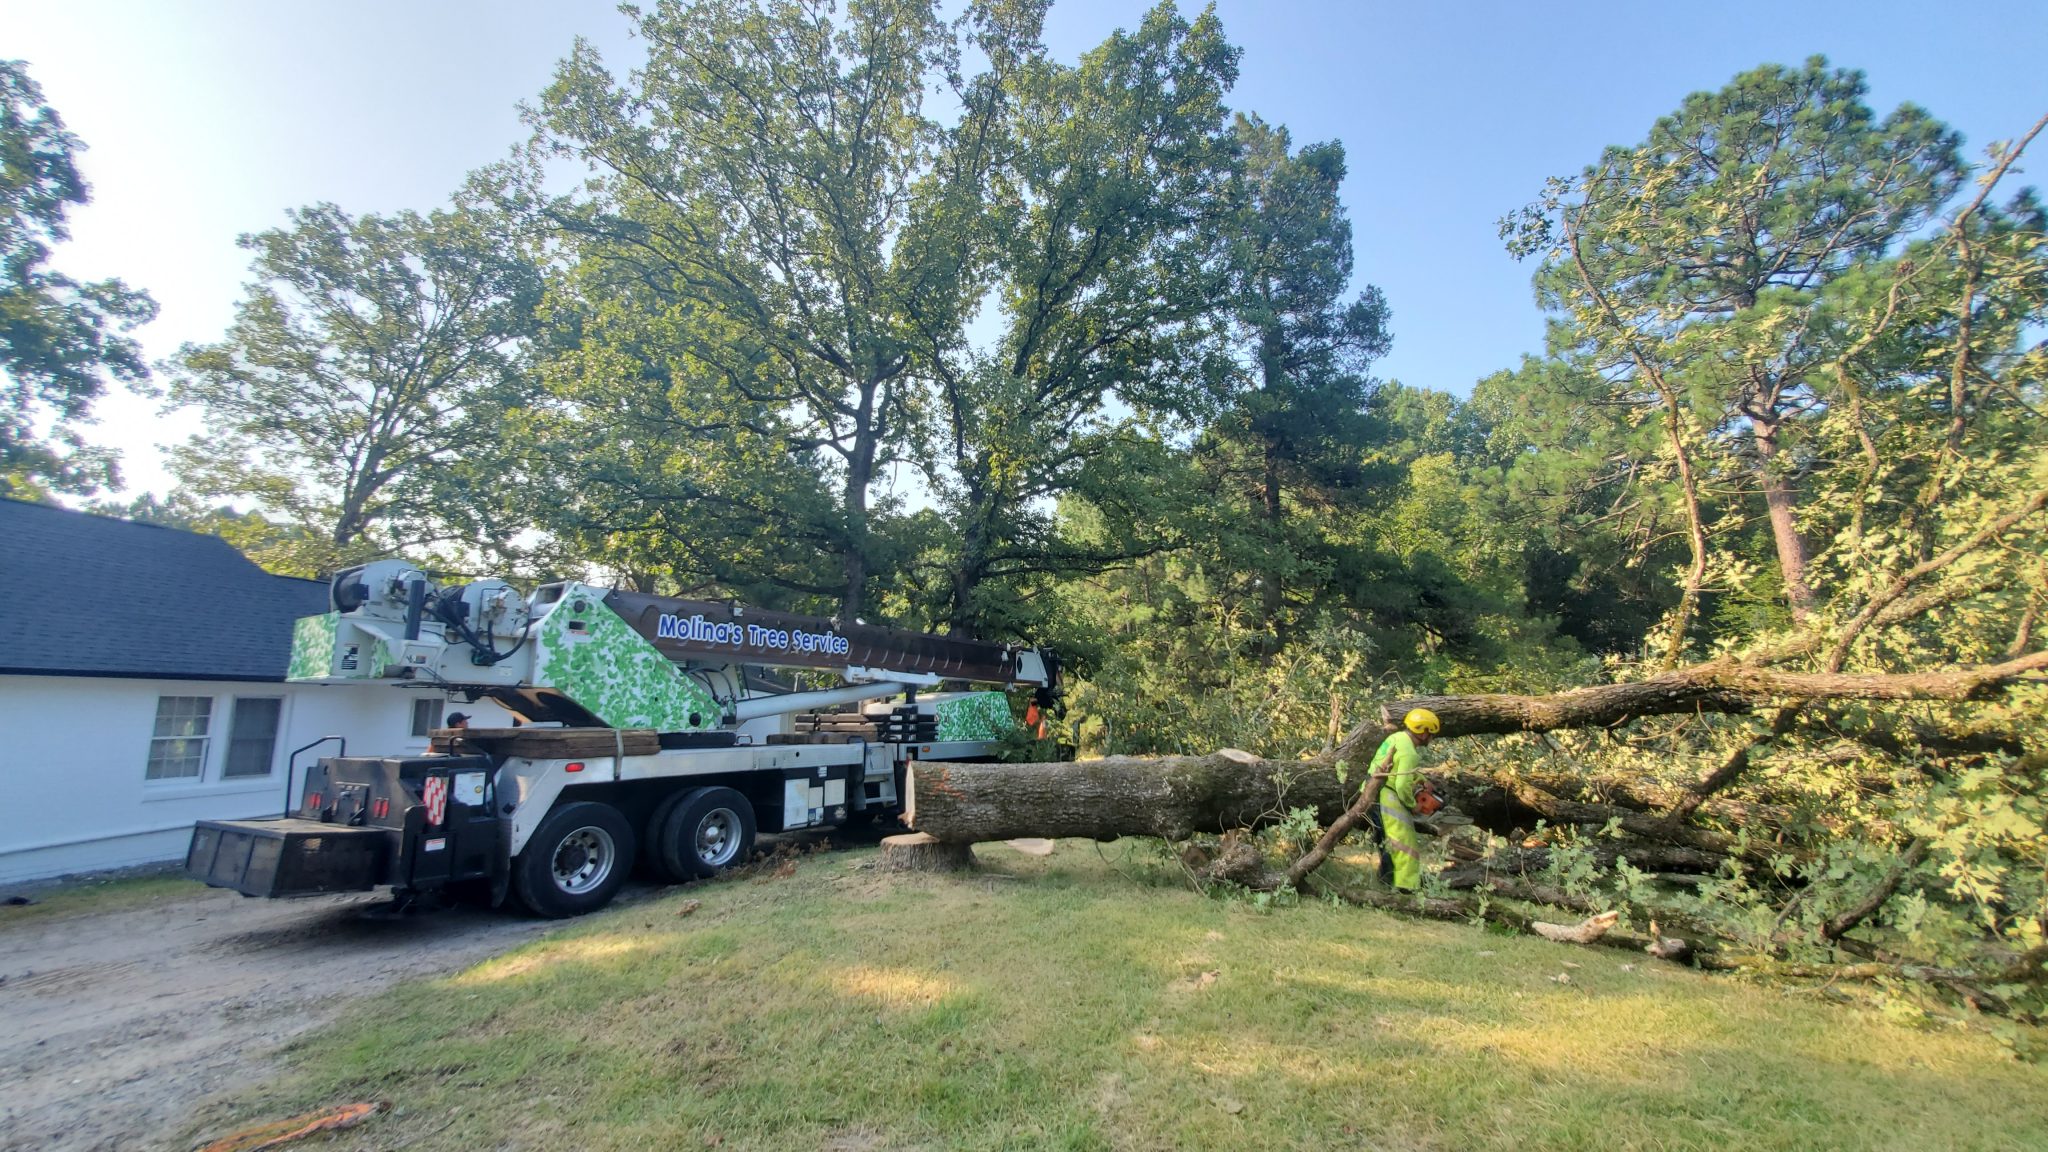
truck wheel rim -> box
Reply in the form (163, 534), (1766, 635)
(552, 826), (615, 894)
(695, 808), (741, 867)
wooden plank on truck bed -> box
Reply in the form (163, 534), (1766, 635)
(429, 728), (661, 758)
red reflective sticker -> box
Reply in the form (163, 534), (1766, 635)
(421, 776), (448, 826)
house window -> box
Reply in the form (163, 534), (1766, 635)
(410, 697), (444, 738)
(147, 696), (213, 780)
(224, 697), (284, 777)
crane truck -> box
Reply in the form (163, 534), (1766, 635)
(184, 560), (1059, 917)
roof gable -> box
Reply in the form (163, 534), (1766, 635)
(0, 500), (330, 681)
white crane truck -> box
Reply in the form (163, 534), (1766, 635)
(185, 560), (1059, 917)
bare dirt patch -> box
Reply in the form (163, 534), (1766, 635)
(0, 883), (554, 1151)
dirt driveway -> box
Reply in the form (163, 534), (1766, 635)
(0, 880), (559, 1151)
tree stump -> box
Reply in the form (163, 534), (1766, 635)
(880, 833), (977, 873)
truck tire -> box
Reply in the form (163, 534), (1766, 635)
(640, 790), (693, 884)
(513, 801), (636, 918)
(659, 787), (756, 880)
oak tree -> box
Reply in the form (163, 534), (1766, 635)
(166, 201), (541, 575)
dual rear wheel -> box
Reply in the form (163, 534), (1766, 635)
(511, 787), (757, 918)
(644, 786), (758, 884)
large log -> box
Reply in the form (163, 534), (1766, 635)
(907, 750), (1363, 843)
(906, 750), (1750, 858)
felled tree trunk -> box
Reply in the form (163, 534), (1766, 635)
(907, 754), (1737, 867)
(907, 749), (1362, 843)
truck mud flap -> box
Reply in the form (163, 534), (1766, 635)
(186, 818), (394, 897)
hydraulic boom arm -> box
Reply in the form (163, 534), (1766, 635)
(288, 560), (1057, 732)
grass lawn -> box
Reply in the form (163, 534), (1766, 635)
(197, 842), (2048, 1152)
(0, 866), (201, 926)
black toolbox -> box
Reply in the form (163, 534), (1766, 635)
(186, 817), (392, 897)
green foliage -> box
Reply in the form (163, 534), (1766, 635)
(1503, 56), (1970, 644)
(1194, 114), (1392, 644)
(910, 2), (1244, 634)
(1467, 356), (1686, 653)
(1060, 375), (1600, 759)
(523, 0), (1248, 629)
(0, 60), (156, 496)
(510, 258), (847, 606)
(1056, 64), (2047, 1008)
(164, 200), (543, 577)
(525, 0), (1003, 616)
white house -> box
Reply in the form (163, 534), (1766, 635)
(0, 501), (508, 883)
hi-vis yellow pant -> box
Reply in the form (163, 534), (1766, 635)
(1380, 799), (1421, 890)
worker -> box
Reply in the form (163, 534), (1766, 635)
(446, 711), (469, 730)
(1368, 708), (1439, 891)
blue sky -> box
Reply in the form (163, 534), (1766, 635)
(11, 1), (2045, 497)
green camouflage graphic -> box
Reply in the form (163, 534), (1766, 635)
(287, 613), (338, 681)
(286, 614), (392, 681)
(934, 692), (1014, 741)
(534, 589), (718, 730)
(363, 634), (396, 678)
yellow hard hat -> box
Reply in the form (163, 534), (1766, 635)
(1404, 708), (1441, 736)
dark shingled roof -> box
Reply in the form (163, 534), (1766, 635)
(0, 499), (330, 681)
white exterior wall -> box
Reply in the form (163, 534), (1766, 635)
(0, 675), (512, 884)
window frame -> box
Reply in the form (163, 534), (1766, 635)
(222, 695), (285, 779)
(410, 697), (445, 739)
(145, 694), (215, 782)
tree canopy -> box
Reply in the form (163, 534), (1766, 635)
(166, 201), (543, 575)
(0, 59), (156, 497)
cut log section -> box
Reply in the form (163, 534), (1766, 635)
(1532, 911), (1621, 945)
(881, 833), (977, 872)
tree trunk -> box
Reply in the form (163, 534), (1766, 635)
(332, 491), (370, 548)
(947, 498), (991, 637)
(840, 392), (879, 619)
(1656, 384), (1707, 666)
(840, 520), (869, 621)
(1754, 416), (1816, 621)
(1261, 440), (1283, 635)
(907, 749), (1363, 844)
(948, 563), (976, 638)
